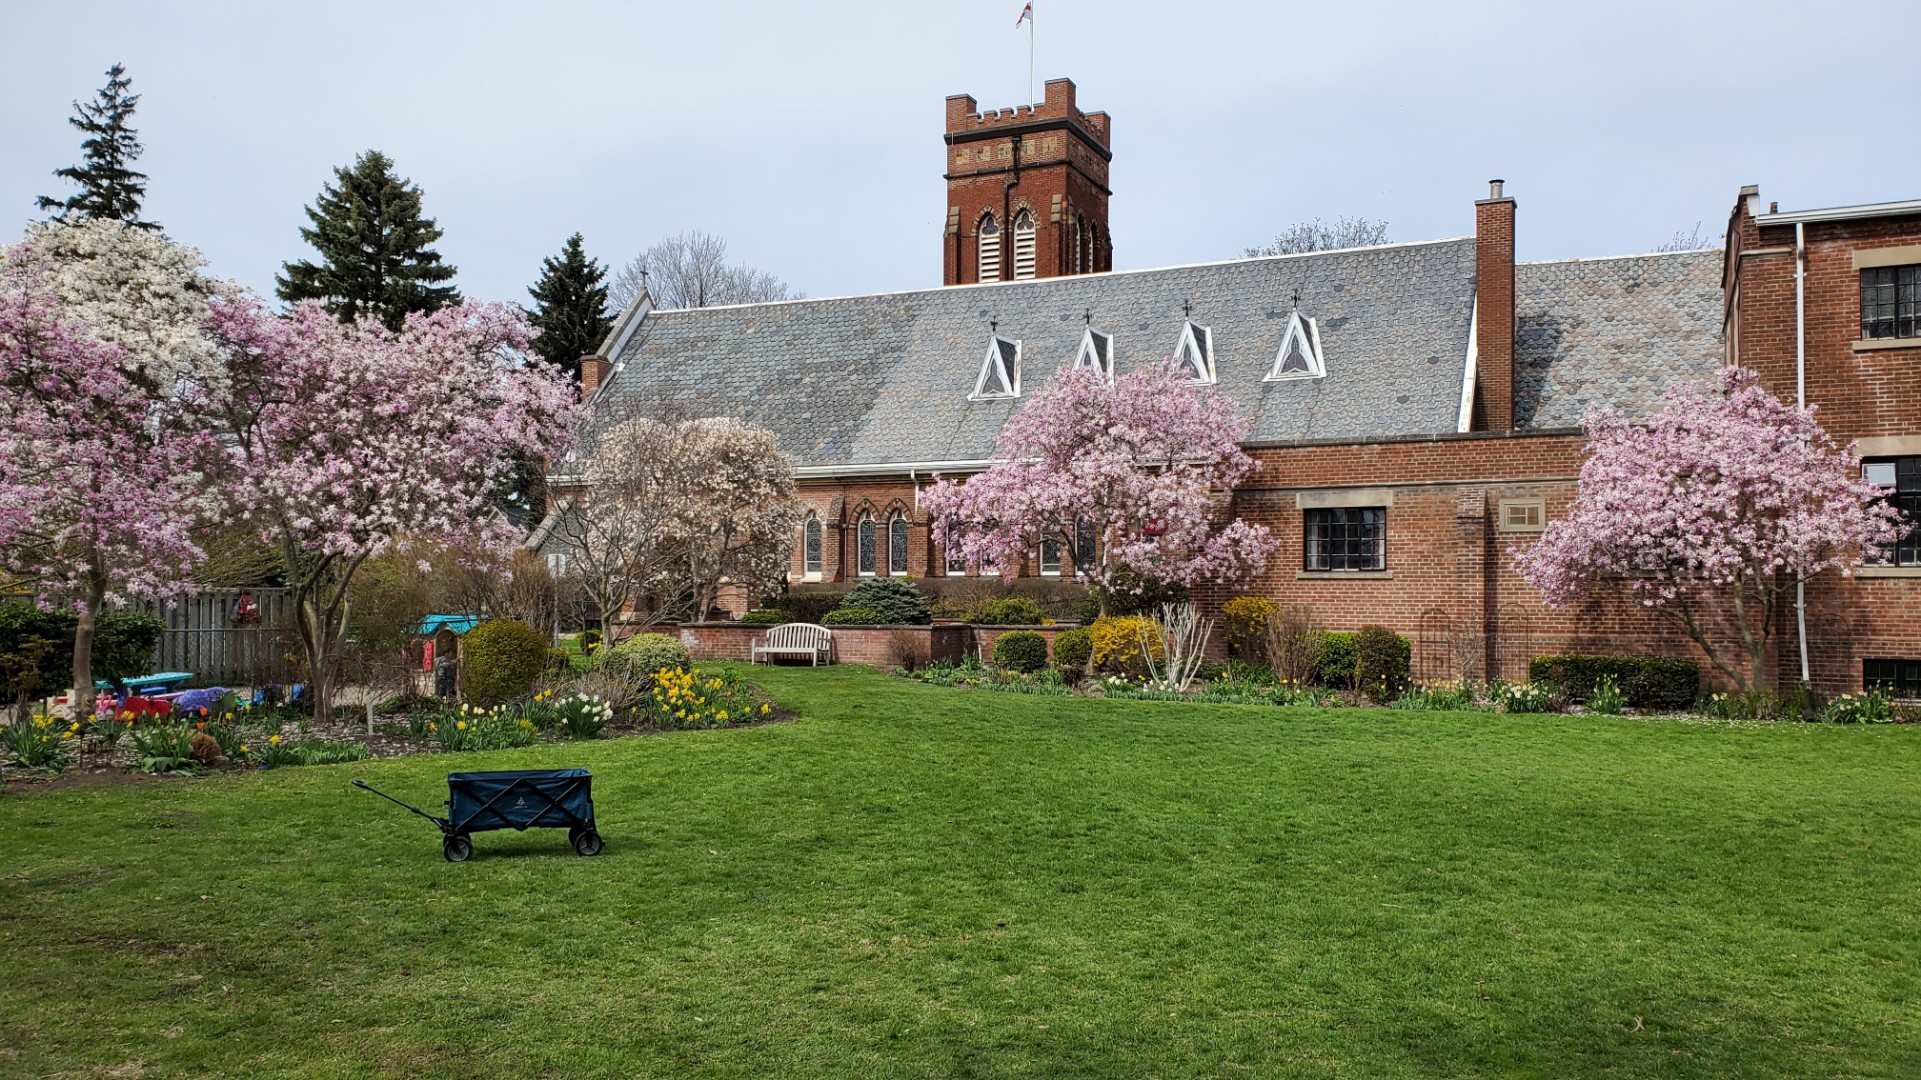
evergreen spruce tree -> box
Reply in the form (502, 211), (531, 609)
(37, 63), (158, 230)
(276, 150), (460, 332)
(525, 233), (613, 379)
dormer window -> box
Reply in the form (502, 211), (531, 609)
(1173, 321), (1215, 384)
(1073, 327), (1114, 381)
(971, 335), (1022, 399)
(977, 213), (1001, 283)
(1012, 209), (1037, 280)
(1264, 310), (1326, 380)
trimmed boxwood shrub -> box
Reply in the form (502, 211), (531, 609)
(1309, 631), (1358, 688)
(460, 619), (550, 705)
(1529, 653), (1700, 710)
(839, 579), (932, 625)
(1051, 626), (1093, 672)
(821, 606), (885, 626)
(968, 596), (1045, 625)
(739, 609), (784, 625)
(766, 589), (847, 625)
(598, 632), (691, 688)
(1353, 625), (1411, 701)
(993, 630), (1049, 673)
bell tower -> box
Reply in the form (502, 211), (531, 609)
(943, 78), (1112, 286)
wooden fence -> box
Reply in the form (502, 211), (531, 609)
(144, 589), (302, 686)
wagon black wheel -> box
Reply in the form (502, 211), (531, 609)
(572, 829), (603, 857)
(443, 835), (472, 863)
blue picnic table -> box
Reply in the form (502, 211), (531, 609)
(95, 671), (195, 694)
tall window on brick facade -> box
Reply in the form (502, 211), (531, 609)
(889, 514), (909, 577)
(1304, 507), (1386, 572)
(1039, 521), (1062, 576)
(1012, 209), (1037, 280)
(977, 213), (1001, 283)
(1864, 457), (1921, 565)
(1865, 658), (1921, 698)
(857, 514), (877, 576)
(945, 517), (968, 576)
(803, 514), (822, 577)
(1862, 265), (1919, 340)
(1074, 516), (1098, 573)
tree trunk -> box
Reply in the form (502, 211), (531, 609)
(68, 571), (107, 721)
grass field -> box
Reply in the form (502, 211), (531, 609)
(4, 664), (1919, 1079)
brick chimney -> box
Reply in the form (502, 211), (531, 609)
(579, 354), (611, 399)
(1474, 180), (1517, 431)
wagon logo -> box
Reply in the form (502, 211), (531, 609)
(513, 796), (528, 809)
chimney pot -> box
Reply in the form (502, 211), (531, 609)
(1770, 201), (1778, 214)
(1488, 179), (1505, 199)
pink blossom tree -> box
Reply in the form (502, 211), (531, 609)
(0, 250), (211, 707)
(922, 361), (1275, 613)
(205, 298), (582, 718)
(1515, 367), (1904, 692)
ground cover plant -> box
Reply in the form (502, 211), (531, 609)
(4, 664), (1918, 1078)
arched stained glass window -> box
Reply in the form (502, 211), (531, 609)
(857, 515), (877, 576)
(803, 515), (822, 576)
(889, 514), (909, 577)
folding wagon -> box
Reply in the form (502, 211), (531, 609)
(353, 768), (602, 862)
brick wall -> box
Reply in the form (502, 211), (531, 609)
(678, 622), (1078, 667)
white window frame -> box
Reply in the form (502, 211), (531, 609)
(856, 514), (877, 577)
(802, 514), (823, 580)
(971, 335), (1023, 400)
(1264, 310), (1326, 381)
(1497, 498), (1546, 534)
(1173, 321), (1215, 384)
(888, 514), (910, 577)
(1012, 208), (1037, 280)
(1073, 327), (1115, 382)
(1039, 526), (1062, 577)
(977, 213), (1001, 283)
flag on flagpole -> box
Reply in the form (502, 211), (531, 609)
(1016, 2), (1032, 28)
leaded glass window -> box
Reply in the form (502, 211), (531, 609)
(1865, 658), (1921, 698)
(1304, 507), (1386, 572)
(1074, 517), (1098, 571)
(1862, 266), (1919, 340)
(803, 516), (822, 575)
(857, 516), (876, 576)
(889, 515), (909, 576)
(1039, 524), (1061, 576)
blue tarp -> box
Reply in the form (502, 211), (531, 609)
(418, 614), (481, 636)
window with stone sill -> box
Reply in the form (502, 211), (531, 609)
(1864, 457), (1921, 567)
(1862, 265), (1919, 340)
(856, 515), (877, 576)
(803, 515), (823, 577)
(889, 514), (910, 577)
(1304, 507), (1385, 572)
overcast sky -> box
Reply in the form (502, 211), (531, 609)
(3, 1), (1916, 307)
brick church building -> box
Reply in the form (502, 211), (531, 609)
(553, 78), (1921, 696)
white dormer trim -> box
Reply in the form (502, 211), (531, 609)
(1173, 321), (1215, 384)
(1264, 310), (1326, 381)
(1073, 327), (1115, 382)
(971, 335), (1022, 399)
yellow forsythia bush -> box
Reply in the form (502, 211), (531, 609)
(1222, 596), (1277, 661)
(1089, 615), (1164, 678)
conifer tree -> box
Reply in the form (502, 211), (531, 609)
(37, 63), (158, 231)
(526, 233), (613, 379)
(276, 150), (460, 332)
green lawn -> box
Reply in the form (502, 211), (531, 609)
(5, 666), (1920, 1079)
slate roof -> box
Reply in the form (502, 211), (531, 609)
(1514, 250), (1724, 427)
(589, 238), (1480, 468)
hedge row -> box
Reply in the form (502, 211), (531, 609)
(1529, 654), (1700, 709)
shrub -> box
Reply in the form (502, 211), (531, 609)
(1353, 625), (1411, 701)
(1266, 603), (1319, 687)
(1051, 626), (1092, 672)
(1222, 597), (1277, 662)
(840, 579), (932, 625)
(0, 606), (162, 705)
(821, 606), (885, 625)
(993, 630), (1049, 673)
(598, 632), (692, 689)
(888, 629), (927, 672)
(459, 619), (550, 706)
(1528, 654), (1700, 710)
(1310, 631), (1358, 688)
(1089, 615), (1163, 679)
(968, 596), (1045, 625)
(739, 609), (785, 625)
(1076, 567), (1188, 623)
(546, 646), (573, 673)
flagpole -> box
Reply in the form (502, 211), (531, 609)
(1029, 8), (1035, 108)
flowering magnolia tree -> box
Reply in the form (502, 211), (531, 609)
(547, 414), (799, 632)
(1516, 367), (1904, 692)
(205, 298), (582, 718)
(923, 361), (1275, 611)
(0, 232), (216, 706)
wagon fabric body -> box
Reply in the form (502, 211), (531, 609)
(353, 768), (602, 862)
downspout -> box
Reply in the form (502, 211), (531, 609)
(1794, 221), (1810, 686)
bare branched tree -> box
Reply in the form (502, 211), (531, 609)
(1246, 217), (1391, 258)
(1655, 221), (1723, 252)
(608, 230), (799, 311)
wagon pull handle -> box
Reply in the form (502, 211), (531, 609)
(352, 778), (448, 828)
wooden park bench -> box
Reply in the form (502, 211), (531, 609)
(750, 623), (833, 666)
